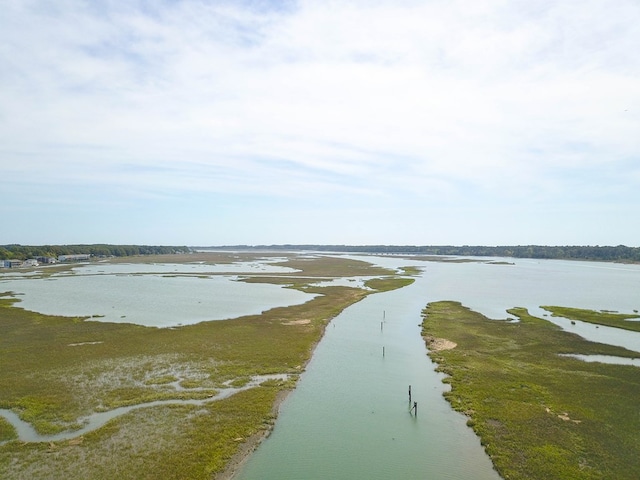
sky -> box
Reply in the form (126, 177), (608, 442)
(1, 0), (639, 247)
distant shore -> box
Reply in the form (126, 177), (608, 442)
(3, 243), (640, 264)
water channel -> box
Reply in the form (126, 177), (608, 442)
(2, 255), (640, 478)
(236, 256), (640, 479)
(0, 374), (288, 445)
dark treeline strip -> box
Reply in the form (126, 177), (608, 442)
(1, 244), (189, 260)
(5, 244), (640, 263)
(199, 244), (640, 263)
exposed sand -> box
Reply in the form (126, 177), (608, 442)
(423, 335), (457, 351)
(282, 319), (311, 325)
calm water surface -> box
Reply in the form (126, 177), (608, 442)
(237, 266), (500, 480)
(0, 262), (312, 327)
(236, 256), (640, 480)
(3, 256), (639, 477)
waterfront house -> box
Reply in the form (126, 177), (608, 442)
(2, 259), (23, 268)
(58, 254), (91, 262)
(36, 256), (57, 264)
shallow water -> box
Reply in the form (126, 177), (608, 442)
(560, 353), (640, 366)
(3, 255), (640, 477)
(236, 256), (640, 479)
(0, 262), (313, 327)
(236, 272), (501, 480)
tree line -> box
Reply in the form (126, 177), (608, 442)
(4, 244), (639, 263)
(202, 244), (640, 263)
(0, 244), (189, 261)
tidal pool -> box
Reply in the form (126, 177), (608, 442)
(0, 262), (313, 327)
(560, 353), (640, 366)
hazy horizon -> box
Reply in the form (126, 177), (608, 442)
(2, 1), (639, 247)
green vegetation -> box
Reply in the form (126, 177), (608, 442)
(5, 243), (640, 263)
(0, 244), (189, 261)
(272, 255), (393, 277)
(144, 375), (178, 386)
(399, 266), (422, 275)
(542, 306), (640, 332)
(0, 254), (416, 479)
(421, 301), (640, 480)
(0, 419), (16, 443)
(364, 276), (415, 292)
(0, 386), (283, 480)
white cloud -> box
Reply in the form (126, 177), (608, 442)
(1, 0), (639, 244)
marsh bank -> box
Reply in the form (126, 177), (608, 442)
(235, 256), (640, 479)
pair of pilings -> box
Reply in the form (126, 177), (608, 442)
(380, 312), (417, 416)
(408, 385), (417, 416)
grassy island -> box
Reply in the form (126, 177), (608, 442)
(541, 306), (640, 332)
(421, 301), (640, 480)
(0, 253), (415, 479)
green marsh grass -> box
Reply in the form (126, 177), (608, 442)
(422, 301), (640, 480)
(399, 266), (422, 275)
(542, 306), (640, 332)
(0, 419), (17, 443)
(364, 276), (415, 291)
(0, 254), (416, 479)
